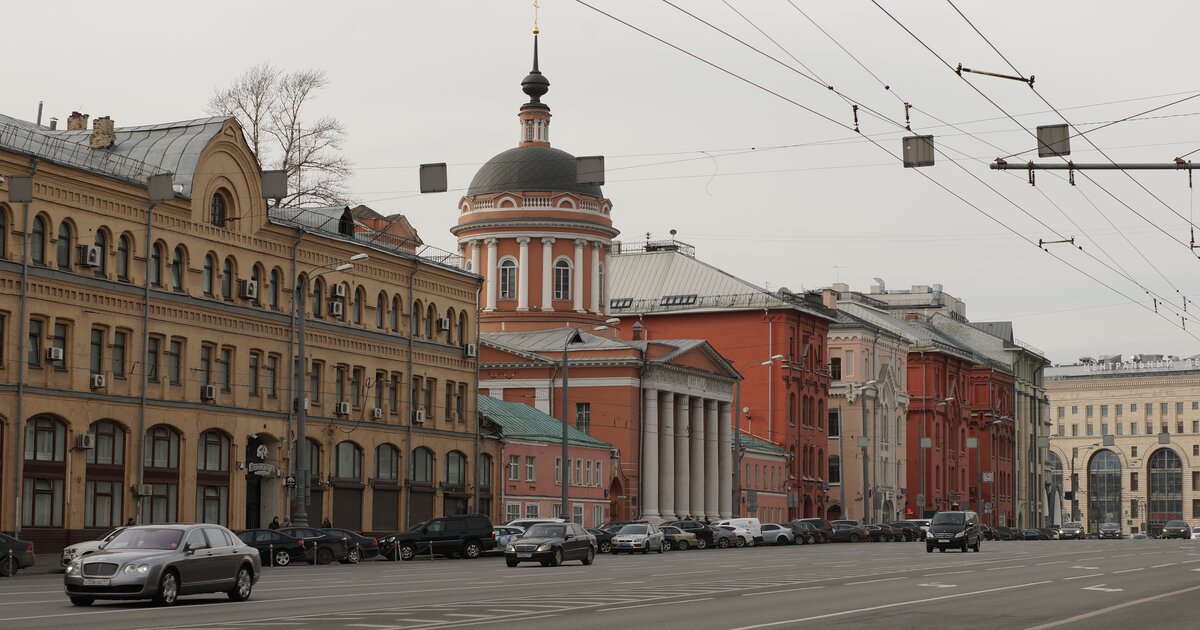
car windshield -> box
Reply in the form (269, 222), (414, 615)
(524, 524), (565, 538)
(1100, 523), (1118, 529)
(105, 528), (183, 550)
(1165, 520), (1187, 527)
(407, 521), (427, 532)
(931, 512), (965, 525)
(102, 527), (125, 542)
(618, 524), (648, 535)
(1065, 522), (1082, 529)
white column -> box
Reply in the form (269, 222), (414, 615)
(718, 401), (733, 518)
(704, 399), (719, 520)
(541, 237), (555, 311)
(659, 392), (675, 521)
(590, 240), (601, 313)
(690, 396), (705, 518)
(516, 236), (530, 311)
(573, 239), (585, 312)
(484, 238), (498, 311)
(641, 389), (660, 522)
(470, 240), (481, 276)
(674, 395), (690, 519)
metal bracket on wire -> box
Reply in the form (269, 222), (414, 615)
(1038, 237), (1075, 251)
(956, 63), (1034, 85)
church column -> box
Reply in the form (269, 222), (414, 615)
(573, 239), (585, 312)
(658, 391), (675, 521)
(704, 399), (719, 520)
(484, 238), (498, 311)
(641, 389), (660, 522)
(690, 396), (705, 519)
(674, 395), (690, 519)
(516, 237), (530, 311)
(718, 401), (733, 518)
(541, 237), (555, 311)
(470, 240), (481, 277)
(590, 240), (601, 313)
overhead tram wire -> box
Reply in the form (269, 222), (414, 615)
(573, 0), (1200, 340)
(666, 0), (1190, 323)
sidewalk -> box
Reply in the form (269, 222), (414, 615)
(22, 554), (62, 576)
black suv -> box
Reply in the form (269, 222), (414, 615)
(926, 510), (981, 553)
(792, 518), (834, 543)
(381, 514), (495, 561)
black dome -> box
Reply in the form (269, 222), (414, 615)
(467, 146), (603, 198)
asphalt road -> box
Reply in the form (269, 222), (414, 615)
(2, 538), (1198, 629)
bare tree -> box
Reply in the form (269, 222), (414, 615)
(207, 64), (353, 207)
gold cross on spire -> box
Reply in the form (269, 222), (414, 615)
(533, 0), (540, 35)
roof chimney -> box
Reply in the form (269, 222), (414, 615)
(822, 288), (838, 310)
(66, 111), (89, 131)
(90, 116), (115, 149)
(631, 320), (645, 341)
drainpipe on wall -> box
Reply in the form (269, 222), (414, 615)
(403, 258), (420, 526)
(12, 158), (38, 538)
(472, 286), (482, 515)
(284, 229), (306, 522)
(135, 188), (162, 526)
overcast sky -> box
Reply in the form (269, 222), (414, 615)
(7, 1), (1200, 364)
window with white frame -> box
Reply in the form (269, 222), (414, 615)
(508, 455), (520, 481)
(525, 503), (539, 518)
(573, 504), (583, 525)
(506, 503), (520, 523)
(594, 460), (603, 486)
(498, 258), (517, 299)
(553, 259), (572, 300)
(525, 455), (536, 481)
(593, 504), (603, 527)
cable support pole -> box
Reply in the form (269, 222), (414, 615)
(956, 63), (1033, 84)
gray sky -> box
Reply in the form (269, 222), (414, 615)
(8, 1), (1200, 364)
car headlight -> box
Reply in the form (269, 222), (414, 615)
(65, 548), (77, 558)
(953, 532), (965, 538)
(536, 543), (552, 552)
(65, 561), (81, 575)
(123, 563), (150, 575)
(505, 544), (515, 552)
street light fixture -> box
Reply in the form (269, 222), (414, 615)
(733, 354), (784, 517)
(560, 318), (620, 523)
(293, 253), (368, 526)
(850, 380), (876, 522)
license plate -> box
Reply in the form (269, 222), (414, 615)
(517, 553), (532, 558)
(83, 578), (110, 586)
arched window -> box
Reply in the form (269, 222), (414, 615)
(498, 258), (517, 299)
(171, 246), (185, 291)
(1082, 449), (1121, 529)
(553, 259), (572, 300)
(249, 264), (263, 305)
(1049, 451), (1064, 495)
(85, 420), (126, 528)
(196, 429), (230, 526)
(353, 287), (364, 325)
(311, 278), (325, 318)
(210, 191), (228, 227)
(445, 308), (456, 344)
(375, 444), (399, 481)
(335, 441), (363, 479)
(56, 221), (73, 269)
(425, 303), (436, 338)
(30, 215), (46, 264)
(376, 292), (386, 329)
(25, 416), (66, 462)
(116, 234), (131, 281)
(269, 268), (282, 310)
(391, 296), (401, 332)
(221, 256), (234, 300)
(148, 242), (163, 286)
(87, 420), (125, 466)
(1148, 449), (1183, 536)
(411, 447), (434, 483)
(23, 415), (67, 528)
(445, 451), (467, 487)
(478, 453), (493, 489)
(828, 455), (841, 484)
(145, 426), (180, 469)
(197, 430), (230, 472)
(458, 311), (468, 345)
(142, 425), (180, 524)
(411, 300), (422, 337)
(93, 230), (108, 276)
(306, 438), (322, 478)
(202, 254), (216, 295)
(817, 449), (825, 481)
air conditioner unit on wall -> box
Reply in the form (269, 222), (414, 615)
(329, 302), (344, 317)
(46, 347), (64, 362)
(89, 373), (106, 389)
(134, 484), (153, 497)
(462, 343), (477, 358)
(371, 407), (384, 420)
(411, 409), (426, 424)
(200, 384), (217, 400)
(239, 279), (258, 300)
(335, 401), (351, 416)
(332, 284), (347, 298)
(78, 244), (101, 267)
(75, 433), (96, 450)
(437, 317), (451, 331)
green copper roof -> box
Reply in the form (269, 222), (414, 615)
(478, 395), (611, 448)
(736, 432), (788, 455)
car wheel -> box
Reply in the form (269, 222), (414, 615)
(642, 543), (649, 554)
(926, 545), (934, 553)
(506, 558), (519, 567)
(849, 534), (859, 543)
(583, 547), (595, 566)
(735, 537), (746, 548)
(677, 540), (689, 551)
(695, 538), (708, 550)
(0, 557), (16, 577)
(658, 541), (665, 554)
(317, 547), (335, 565)
(777, 536), (789, 546)
(599, 541), (612, 554)
(717, 537), (730, 549)
(938, 547), (946, 552)
(153, 569), (179, 606)
(551, 548), (563, 567)
(228, 565), (254, 602)
(399, 543), (416, 561)
(69, 596), (94, 607)
(344, 547), (361, 564)
(273, 549), (292, 567)
(972, 539), (981, 552)
(463, 541), (482, 560)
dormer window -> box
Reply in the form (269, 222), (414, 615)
(210, 191), (229, 227)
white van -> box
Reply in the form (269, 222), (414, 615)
(716, 518), (763, 544)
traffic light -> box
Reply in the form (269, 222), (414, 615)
(905, 506), (914, 516)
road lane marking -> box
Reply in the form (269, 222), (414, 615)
(1150, 563), (1176, 568)
(1182, 559), (1200, 564)
(1036, 561), (1066, 565)
(1111, 568), (1144, 574)
(845, 577), (906, 585)
(1081, 584), (1122, 592)
(923, 570), (972, 576)
(742, 586), (824, 597)
(650, 569), (718, 577)
(1076, 557), (1104, 561)
(728, 581), (1051, 629)
(917, 583), (956, 588)
(986, 565), (1026, 571)
(1062, 573), (1104, 580)
(1023, 583), (1200, 630)
(1070, 565), (1099, 570)
(598, 597), (713, 612)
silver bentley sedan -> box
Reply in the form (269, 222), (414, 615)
(63, 524), (262, 606)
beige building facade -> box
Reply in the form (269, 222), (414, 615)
(1, 111), (484, 550)
(1047, 356), (1200, 536)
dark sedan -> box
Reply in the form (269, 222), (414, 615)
(1022, 528), (1047, 540)
(276, 527), (349, 564)
(788, 521), (820, 544)
(505, 523), (596, 567)
(829, 523), (869, 543)
(793, 518), (835, 543)
(864, 524), (900, 542)
(663, 520), (717, 549)
(235, 529), (312, 567)
(322, 528), (380, 563)
(0, 532), (36, 577)
(1161, 520), (1192, 539)
(587, 528), (615, 554)
(1098, 522), (1122, 539)
(887, 522), (923, 542)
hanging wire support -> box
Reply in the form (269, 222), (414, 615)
(1038, 237), (1075, 250)
(1153, 298), (1159, 313)
(851, 104), (860, 133)
(1068, 161), (1075, 186)
(903, 102), (912, 131)
(955, 63), (1033, 85)
(1027, 161), (1035, 186)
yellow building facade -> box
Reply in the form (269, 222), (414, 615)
(0, 112), (487, 550)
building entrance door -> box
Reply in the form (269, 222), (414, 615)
(246, 475), (262, 529)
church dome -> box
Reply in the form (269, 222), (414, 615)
(467, 145), (603, 198)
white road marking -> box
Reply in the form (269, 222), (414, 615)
(923, 570), (972, 576)
(1036, 561), (1067, 565)
(741, 586), (824, 597)
(1069, 565), (1099, 570)
(445, 613), (492, 618)
(987, 565), (1026, 571)
(1081, 584), (1122, 593)
(1150, 563), (1176, 568)
(845, 576), (906, 585)
(1111, 568), (1144, 574)
(917, 582), (956, 588)
(598, 597), (713, 612)
(1023, 583), (1200, 630)
(1062, 573), (1104, 580)
(650, 569), (718, 577)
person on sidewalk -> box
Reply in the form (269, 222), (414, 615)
(269, 516), (281, 530)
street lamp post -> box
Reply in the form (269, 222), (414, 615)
(850, 381), (876, 522)
(733, 355), (784, 517)
(560, 319), (619, 522)
(293, 253), (367, 526)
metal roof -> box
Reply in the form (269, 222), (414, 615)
(481, 328), (633, 355)
(0, 113), (228, 197)
(736, 432), (788, 456)
(467, 146), (603, 198)
(477, 395), (611, 448)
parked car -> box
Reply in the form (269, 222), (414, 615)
(1039, 527), (1060, 540)
(793, 518), (835, 543)
(864, 524), (900, 542)
(888, 522), (923, 542)
(493, 526), (525, 553)
(61, 527), (126, 568)
(379, 514), (495, 561)
(709, 526), (740, 549)
(322, 528), (379, 563)
(63, 524), (260, 606)
(506, 518), (564, 531)
(715, 518), (763, 544)
(276, 527), (350, 564)
(1131, 532), (1148, 539)
(1191, 530), (1200, 540)
(663, 520), (717, 549)
(599, 520), (638, 533)
(994, 526), (1020, 541)
(1098, 522), (1122, 539)
(1161, 520), (1192, 539)
(612, 523), (666, 554)
(717, 525), (754, 547)
(661, 526), (698, 550)
(760, 523), (796, 546)
(0, 532), (35, 577)
(787, 520), (820, 544)
(586, 528), (615, 554)
(505, 522), (596, 567)
(829, 523), (869, 543)
(1022, 528), (1046, 540)
(235, 529), (313, 567)
(1058, 522), (1085, 540)
(926, 510), (982, 553)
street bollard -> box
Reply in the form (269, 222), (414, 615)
(269, 543), (274, 568)
(355, 542), (361, 564)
